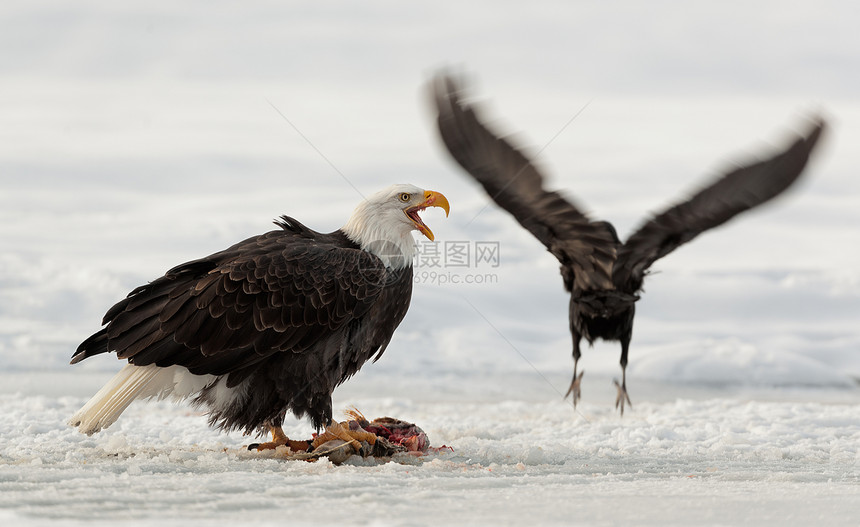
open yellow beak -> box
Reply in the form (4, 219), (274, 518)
(405, 190), (450, 241)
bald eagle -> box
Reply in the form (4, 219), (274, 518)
(433, 74), (825, 414)
(69, 184), (449, 449)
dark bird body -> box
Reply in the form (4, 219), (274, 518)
(69, 185), (449, 446)
(72, 222), (412, 432)
(433, 75), (825, 413)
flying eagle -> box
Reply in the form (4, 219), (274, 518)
(69, 184), (449, 449)
(433, 74), (825, 414)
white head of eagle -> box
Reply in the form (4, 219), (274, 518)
(342, 184), (450, 269)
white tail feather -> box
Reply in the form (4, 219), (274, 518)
(68, 364), (215, 435)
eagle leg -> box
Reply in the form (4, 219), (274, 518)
(564, 364), (584, 408)
(613, 378), (632, 416)
(247, 424), (311, 452)
(613, 337), (633, 416)
(312, 419), (377, 451)
(564, 333), (584, 407)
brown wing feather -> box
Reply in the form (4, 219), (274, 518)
(433, 74), (616, 290)
(615, 118), (826, 292)
(75, 227), (392, 376)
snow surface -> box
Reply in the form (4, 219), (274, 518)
(2, 1), (860, 525)
(2, 373), (860, 526)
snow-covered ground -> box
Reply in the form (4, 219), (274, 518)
(2, 372), (859, 526)
(2, 1), (860, 525)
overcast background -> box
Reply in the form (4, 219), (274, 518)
(1, 2), (859, 525)
(2, 0), (858, 382)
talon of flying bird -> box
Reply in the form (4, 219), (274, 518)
(247, 424), (311, 452)
(613, 379), (632, 416)
(564, 370), (585, 408)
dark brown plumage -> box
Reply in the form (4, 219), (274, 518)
(433, 74), (825, 414)
(69, 185), (449, 443)
(72, 220), (411, 432)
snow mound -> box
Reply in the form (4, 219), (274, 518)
(632, 338), (856, 387)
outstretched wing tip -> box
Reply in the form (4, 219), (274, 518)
(803, 114), (828, 149)
(616, 113), (830, 290)
(431, 70), (466, 115)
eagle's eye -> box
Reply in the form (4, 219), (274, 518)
(399, 192), (411, 202)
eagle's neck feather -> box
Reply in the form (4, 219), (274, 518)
(341, 207), (415, 270)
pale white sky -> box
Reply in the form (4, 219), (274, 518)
(1, 1), (858, 379)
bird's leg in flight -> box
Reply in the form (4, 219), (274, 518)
(613, 336), (632, 416)
(248, 422), (311, 452)
(565, 333), (584, 407)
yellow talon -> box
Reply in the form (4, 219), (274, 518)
(249, 425), (310, 452)
(311, 418), (377, 451)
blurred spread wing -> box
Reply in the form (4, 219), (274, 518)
(615, 118), (826, 291)
(433, 74), (616, 290)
